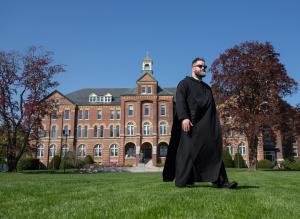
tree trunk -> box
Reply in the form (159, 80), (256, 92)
(7, 149), (17, 172)
(248, 134), (258, 170)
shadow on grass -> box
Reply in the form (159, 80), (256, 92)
(181, 184), (259, 190)
(19, 169), (80, 174)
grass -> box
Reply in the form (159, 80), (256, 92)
(0, 169), (299, 219)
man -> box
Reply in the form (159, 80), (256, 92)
(163, 57), (237, 188)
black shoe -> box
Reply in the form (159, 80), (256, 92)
(212, 181), (238, 189)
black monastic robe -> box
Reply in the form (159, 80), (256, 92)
(163, 76), (223, 187)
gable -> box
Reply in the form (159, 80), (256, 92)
(136, 72), (157, 82)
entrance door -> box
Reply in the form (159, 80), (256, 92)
(140, 143), (152, 163)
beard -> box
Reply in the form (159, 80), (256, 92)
(195, 70), (206, 79)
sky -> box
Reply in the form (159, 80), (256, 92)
(1, 0), (299, 106)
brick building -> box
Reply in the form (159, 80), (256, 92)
(37, 56), (299, 167)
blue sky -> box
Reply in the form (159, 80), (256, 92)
(1, 0), (299, 106)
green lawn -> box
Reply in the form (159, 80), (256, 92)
(0, 169), (299, 219)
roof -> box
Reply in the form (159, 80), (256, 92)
(65, 87), (176, 105)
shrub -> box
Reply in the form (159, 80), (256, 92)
(282, 159), (300, 170)
(49, 155), (61, 170)
(223, 148), (234, 168)
(84, 155), (94, 165)
(76, 159), (85, 169)
(257, 159), (274, 169)
(59, 151), (75, 170)
(233, 153), (246, 168)
(17, 157), (45, 171)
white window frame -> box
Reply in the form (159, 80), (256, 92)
(79, 144), (86, 156)
(143, 122), (150, 135)
(144, 104), (150, 116)
(239, 143), (246, 155)
(160, 104), (166, 116)
(94, 144), (102, 157)
(127, 122), (134, 136)
(128, 105), (134, 117)
(159, 122), (167, 135)
(110, 144), (118, 157)
(37, 145), (44, 157)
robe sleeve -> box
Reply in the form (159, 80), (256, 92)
(176, 80), (189, 121)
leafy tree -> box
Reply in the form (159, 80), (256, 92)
(211, 41), (298, 169)
(0, 47), (64, 172)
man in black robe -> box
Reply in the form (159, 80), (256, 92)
(163, 57), (237, 188)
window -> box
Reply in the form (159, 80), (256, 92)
(110, 110), (114, 120)
(116, 125), (120, 137)
(51, 110), (58, 119)
(89, 94), (97, 103)
(159, 122), (167, 135)
(224, 110), (232, 124)
(128, 105), (134, 116)
(97, 110), (102, 120)
(94, 144), (102, 157)
(39, 126), (46, 138)
(49, 145), (56, 157)
(239, 143), (246, 155)
(143, 122), (150, 135)
(84, 126), (88, 138)
(63, 125), (69, 136)
(159, 144), (168, 157)
(239, 126), (245, 136)
(79, 110), (83, 120)
(100, 125), (104, 138)
(64, 110), (70, 120)
(109, 125), (114, 137)
(144, 104), (150, 116)
(62, 145), (68, 157)
(226, 129), (233, 137)
(160, 105), (166, 116)
(78, 144), (86, 156)
(77, 125), (82, 138)
(116, 110), (120, 120)
(37, 145), (44, 157)
(141, 86), (152, 95)
(226, 144), (233, 156)
(127, 122), (134, 136)
(293, 140), (298, 157)
(125, 144), (136, 158)
(85, 110), (89, 120)
(147, 86), (152, 94)
(93, 125), (98, 137)
(110, 144), (118, 157)
(51, 126), (56, 138)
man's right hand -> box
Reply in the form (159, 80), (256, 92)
(182, 119), (193, 132)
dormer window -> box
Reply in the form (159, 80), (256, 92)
(141, 85), (152, 95)
(89, 93), (112, 103)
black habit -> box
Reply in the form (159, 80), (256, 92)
(163, 76), (225, 187)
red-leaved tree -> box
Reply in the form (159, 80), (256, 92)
(210, 41), (298, 169)
(0, 47), (64, 172)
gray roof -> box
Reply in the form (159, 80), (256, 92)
(66, 87), (176, 105)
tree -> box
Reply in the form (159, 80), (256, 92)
(211, 41), (298, 169)
(0, 47), (64, 172)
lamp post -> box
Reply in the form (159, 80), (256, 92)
(62, 129), (71, 173)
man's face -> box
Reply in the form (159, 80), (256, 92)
(192, 60), (207, 78)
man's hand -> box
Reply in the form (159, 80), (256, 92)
(182, 119), (193, 132)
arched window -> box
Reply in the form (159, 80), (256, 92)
(159, 144), (168, 157)
(100, 125), (104, 138)
(239, 143), (246, 155)
(94, 144), (102, 157)
(77, 125), (82, 138)
(78, 144), (86, 156)
(62, 144), (68, 157)
(226, 144), (233, 156)
(116, 125), (120, 137)
(143, 122), (150, 135)
(93, 125), (98, 137)
(49, 145), (56, 157)
(127, 122), (134, 136)
(159, 122), (167, 135)
(125, 144), (136, 158)
(109, 125), (114, 137)
(39, 126), (46, 138)
(37, 145), (44, 157)
(51, 126), (56, 138)
(110, 144), (118, 157)
(84, 125), (88, 138)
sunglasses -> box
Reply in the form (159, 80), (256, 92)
(193, 65), (207, 70)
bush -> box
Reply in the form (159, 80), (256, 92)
(59, 151), (75, 170)
(282, 159), (300, 170)
(49, 155), (61, 170)
(17, 157), (46, 171)
(84, 155), (94, 165)
(223, 148), (234, 168)
(76, 159), (86, 169)
(233, 153), (246, 168)
(257, 159), (274, 169)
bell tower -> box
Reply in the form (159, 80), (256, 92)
(141, 54), (153, 74)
